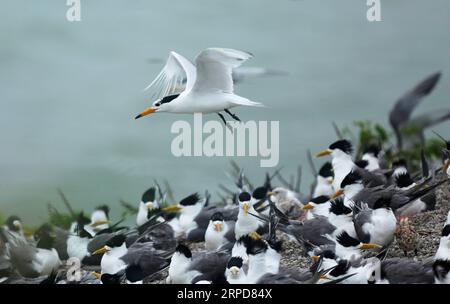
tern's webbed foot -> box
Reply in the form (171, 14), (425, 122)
(217, 113), (233, 131)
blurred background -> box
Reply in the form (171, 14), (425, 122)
(1, 0), (449, 225)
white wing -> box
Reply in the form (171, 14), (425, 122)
(193, 48), (253, 93)
(143, 51), (196, 99)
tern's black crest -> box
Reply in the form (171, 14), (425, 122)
(211, 212), (224, 222)
(142, 187), (156, 202)
(340, 171), (362, 188)
(239, 192), (251, 202)
(179, 193), (201, 206)
(227, 256), (243, 269)
(158, 94), (180, 106)
(363, 145), (381, 157)
(329, 140), (353, 154)
(355, 160), (369, 169)
(310, 195), (330, 205)
(395, 172), (414, 188)
(175, 243), (192, 258)
(329, 260), (350, 277)
(320, 249), (337, 260)
(268, 240), (283, 253)
(392, 159), (407, 169)
(106, 234), (126, 248)
(336, 231), (360, 248)
(252, 187), (268, 200)
(5, 216), (21, 231)
(35, 224), (55, 250)
(245, 238), (268, 255)
(329, 197), (352, 215)
(95, 205), (110, 218)
(442, 224), (450, 237)
(318, 162), (333, 178)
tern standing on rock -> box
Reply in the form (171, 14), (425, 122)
(135, 48), (263, 124)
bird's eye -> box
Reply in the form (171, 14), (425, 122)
(155, 102), (161, 107)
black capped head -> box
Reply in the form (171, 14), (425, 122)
(329, 260), (350, 277)
(442, 224), (450, 237)
(329, 140), (353, 154)
(34, 224), (55, 250)
(5, 216), (22, 232)
(310, 195), (330, 205)
(395, 172), (414, 188)
(105, 234), (127, 248)
(355, 160), (369, 169)
(153, 94), (180, 107)
(363, 145), (381, 157)
(329, 197), (352, 215)
(125, 265), (145, 283)
(95, 205), (110, 218)
(336, 231), (361, 248)
(318, 162), (333, 178)
(76, 212), (91, 226)
(175, 243), (192, 258)
(268, 240), (283, 253)
(238, 192), (251, 202)
(210, 212), (224, 222)
(392, 159), (407, 169)
(340, 171), (362, 188)
(227, 256), (243, 269)
(245, 238), (268, 255)
(252, 187), (268, 200)
(320, 249), (337, 260)
(142, 187), (156, 202)
(179, 193), (201, 206)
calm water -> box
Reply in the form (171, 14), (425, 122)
(1, 0), (450, 224)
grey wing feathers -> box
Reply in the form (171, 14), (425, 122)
(381, 258), (434, 284)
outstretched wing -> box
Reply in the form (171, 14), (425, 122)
(389, 72), (441, 130)
(143, 51), (196, 99)
(193, 48), (253, 93)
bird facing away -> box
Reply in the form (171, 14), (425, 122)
(135, 48), (263, 124)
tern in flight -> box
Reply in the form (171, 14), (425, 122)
(135, 48), (263, 124)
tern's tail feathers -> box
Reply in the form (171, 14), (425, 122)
(230, 95), (264, 107)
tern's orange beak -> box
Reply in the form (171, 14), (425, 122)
(214, 223), (222, 232)
(316, 149), (332, 158)
(303, 203), (314, 210)
(135, 107), (156, 119)
(332, 189), (344, 199)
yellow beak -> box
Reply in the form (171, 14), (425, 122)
(249, 231), (262, 240)
(303, 203), (315, 210)
(162, 204), (181, 213)
(92, 271), (102, 280)
(214, 223), (222, 232)
(91, 220), (110, 228)
(230, 267), (239, 275)
(316, 149), (332, 158)
(332, 189), (344, 199)
(92, 246), (109, 255)
(135, 107), (156, 119)
(243, 203), (249, 215)
(359, 243), (382, 250)
(267, 191), (274, 196)
(311, 255), (320, 263)
(146, 202), (154, 210)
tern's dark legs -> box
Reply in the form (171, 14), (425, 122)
(217, 112), (233, 131)
(217, 113), (227, 125)
(224, 109), (241, 122)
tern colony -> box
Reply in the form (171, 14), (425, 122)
(1, 48), (450, 284)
